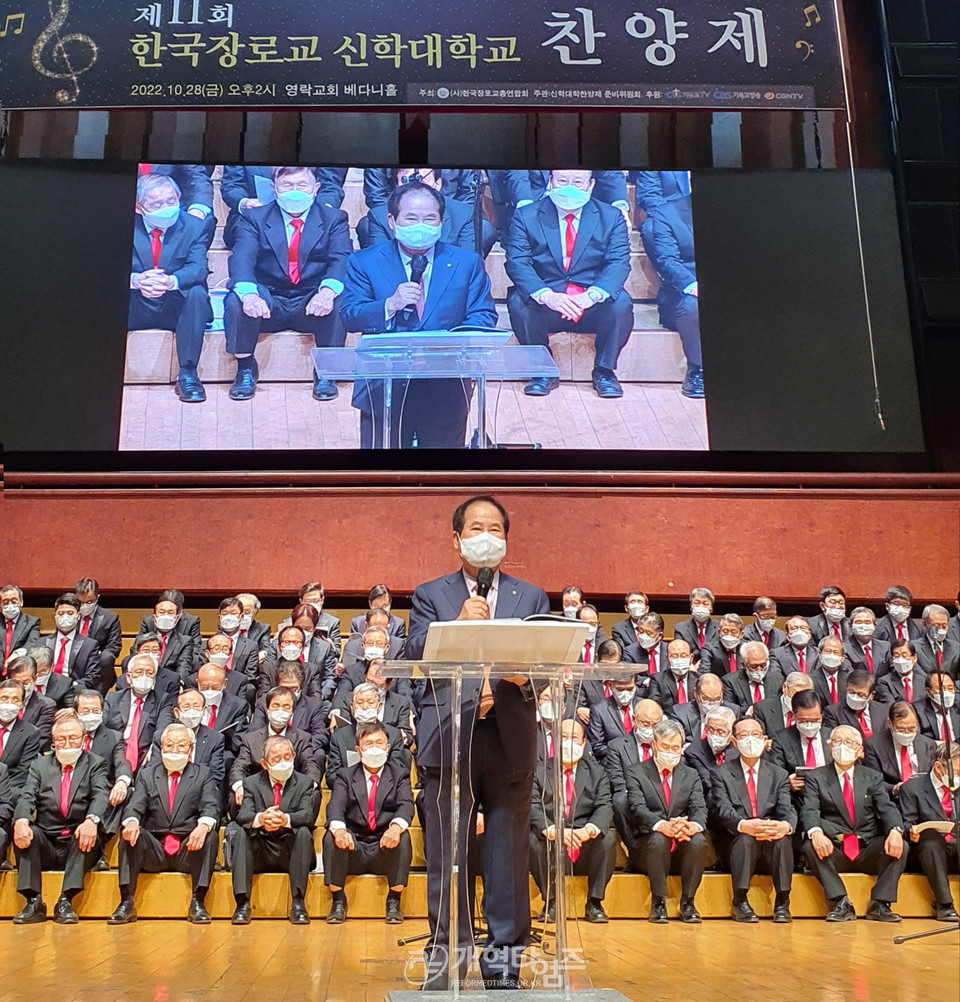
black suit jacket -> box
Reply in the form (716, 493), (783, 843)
(137, 612), (202, 659)
(149, 725), (226, 793)
(625, 758), (708, 833)
(131, 212), (209, 290)
(405, 569), (549, 770)
(800, 764), (902, 841)
(899, 774), (959, 837)
(823, 699), (890, 739)
(611, 618), (643, 652)
(14, 752), (109, 832)
(40, 633), (100, 689)
(325, 759), (414, 838)
(0, 763), (14, 829)
(241, 619), (273, 652)
(20, 692), (55, 749)
(913, 637), (959, 676)
(862, 730), (938, 796)
(699, 640), (741, 678)
(809, 614), (851, 644)
(586, 695), (644, 762)
(649, 670), (697, 715)
(36, 670), (76, 710)
(125, 760), (219, 836)
(251, 694), (331, 754)
(874, 615), (924, 646)
(0, 718), (41, 791)
(621, 640), (669, 690)
(258, 650), (333, 701)
(772, 725), (834, 775)
(876, 668), (928, 707)
(753, 696), (791, 737)
(711, 758), (797, 833)
(742, 622), (788, 651)
(915, 700), (959, 742)
(348, 613), (407, 640)
(844, 638), (892, 678)
(722, 667), (785, 712)
(684, 738), (740, 801)
(88, 724), (123, 783)
(809, 665), (853, 708)
(771, 643), (821, 676)
(104, 689), (162, 780)
(673, 617), (717, 655)
(603, 732), (649, 797)
(230, 726), (321, 790)
(237, 769), (319, 829)
(157, 694), (250, 760)
(530, 754), (613, 834)
(325, 721), (405, 789)
(2, 612), (40, 651)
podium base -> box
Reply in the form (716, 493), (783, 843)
(387, 991), (633, 1001)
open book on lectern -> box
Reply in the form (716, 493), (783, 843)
(421, 616), (590, 665)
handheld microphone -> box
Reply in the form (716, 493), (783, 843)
(475, 565), (493, 600)
(399, 252), (427, 328)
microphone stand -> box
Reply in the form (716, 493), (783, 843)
(893, 646), (959, 944)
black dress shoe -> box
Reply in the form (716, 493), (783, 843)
(865, 900), (901, 923)
(536, 906), (555, 923)
(107, 899), (138, 925)
(648, 897), (668, 924)
(524, 376), (560, 396)
(53, 895), (78, 925)
(231, 902), (252, 925)
(584, 901), (609, 924)
(385, 898), (404, 924)
(312, 375), (339, 401)
(592, 370), (623, 399)
(679, 897), (702, 924)
(12, 897), (47, 925)
(773, 903), (793, 924)
(229, 361), (259, 400)
(731, 900), (759, 923)
(326, 898), (346, 924)
(289, 899), (310, 925)
(681, 365), (705, 399)
(188, 897), (211, 924)
(825, 896), (857, 922)
(936, 903), (960, 922)
(175, 367), (206, 403)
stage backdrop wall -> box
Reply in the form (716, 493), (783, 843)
(3, 478), (959, 601)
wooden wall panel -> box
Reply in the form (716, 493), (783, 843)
(3, 486), (958, 602)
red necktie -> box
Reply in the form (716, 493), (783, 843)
(150, 227), (163, 268)
(716, 752), (725, 765)
(943, 717), (953, 744)
(603, 683), (611, 699)
(904, 676), (913, 702)
(829, 676), (838, 704)
(698, 625), (705, 647)
(273, 782), (282, 807)
(942, 786), (955, 842)
(937, 647), (944, 669)
(649, 649), (658, 675)
(728, 652), (737, 674)
(642, 744), (652, 761)
(899, 745), (913, 781)
(4, 621), (12, 659)
(367, 773), (379, 830)
(762, 632), (770, 647)
(288, 218), (303, 283)
(864, 645), (873, 673)
(797, 650), (806, 673)
(59, 765), (73, 817)
(786, 711), (794, 729)
(564, 768), (580, 861)
(546, 732), (554, 759)
(622, 706), (633, 734)
(139, 163), (152, 174)
(676, 680), (688, 705)
(160, 633), (168, 658)
(563, 213), (576, 268)
(897, 623), (905, 641)
(832, 624), (841, 640)
(80, 616), (91, 637)
(752, 682), (762, 703)
(54, 637), (68, 674)
(583, 641), (592, 663)
(746, 767), (758, 817)
(83, 734), (92, 752)
(124, 698), (143, 773)
(804, 738), (816, 769)
(841, 772), (859, 860)
(207, 704), (217, 728)
(859, 710), (873, 738)
(0, 728), (6, 756)
(163, 772), (181, 855)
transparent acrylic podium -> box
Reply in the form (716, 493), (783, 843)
(381, 630), (635, 1002)
(311, 331), (559, 449)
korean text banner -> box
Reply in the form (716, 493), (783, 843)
(0, 0), (846, 110)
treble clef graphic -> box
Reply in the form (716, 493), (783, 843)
(31, 0), (97, 104)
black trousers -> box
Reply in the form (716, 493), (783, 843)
(912, 831), (960, 906)
(117, 829), (217, 896)
(506, 286), (633, 373)
(638, 831), (709, 900)
(232, 825), (314, 900)
(128, 285), (210, 369)
(611, 791), (641, 856)
(223, 286), (345, 356)
(14, 826), (100, 896)
(420, 717), (533, 987)
(529, 828), (616, 903)
(658, 287), (702, 367)
(726, 832), (794, 894)
(359, 378), (472, 449)
(321, 828), (412, 888)
(802, 835), (908, 903)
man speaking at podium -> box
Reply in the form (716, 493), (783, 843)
(406, 496), (549, 990)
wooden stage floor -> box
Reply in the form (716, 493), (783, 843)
(2, 918), (954, 1001)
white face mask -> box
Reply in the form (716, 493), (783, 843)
(891, 729), (916, 748)
(628, 602), (647, 620)
(931, 691), (956, 709)
(852, 623), (875, 639)
(55, 613), (78, 632)
(613, 688), (636, 706)
(207, 651), (230, 668)
(892, 658), (914, 676)
(560, 740), (585, 764)
(0, 704), (19, 724)
(459, 531), (506, 569)
(548, 184), (592, 212)
(55, 746), (82, 767)
(796, 721), (821, 738)
(669, 658), (692, 676)
(354, 706), (379, 724)
(177, 708), (203, 730)
(737, 735), (765, 758)
(162, 751), (190, 774)
(820, 653), (843, 670)
(275, 189), (315, 215)
(220, 615), (241, 632)
(268, 709), (292, 729)
(691, 606), (711, 623)
(846, 693), (869, 711)
(239, 614), (253, 630)
(824, 607), (846, 623)
(360, 746), (389, 770)
(310, 601), (324, 615)
(200, 688), (223, 707)
(364, 646), (386, 660)
(562, 606), (579, 620)
(720, 634), (741, 650)
(832, 744), (859, 768)
(78, 602), (97, 617)
(746, 668), (767, 683)
(757, 617), (777, 632)
(130, 675), (155, 696)
(698, 699), (722, 715)
(268, 759), (295, 784)
(654, 750), (681, 771)
(789, 630), (810, 647)
(141, 203), (180, 231)
(538, 702), (555, 722)
(78, 712), (102, 733)
(280, 645), (302, 662)
(585, 625), (598, 639)
(887, 604), (911, 623)
(637, 633), (659, 651)
(707, 733), (730, 754)
(1, 604), (19, 620)
(930, 627), (949, 642)
(635, 725), (654, 744)
(155, 613), (178, 632)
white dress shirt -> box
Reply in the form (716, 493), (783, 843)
(327, 764), (410, 832)
(52, 629), (78, 677)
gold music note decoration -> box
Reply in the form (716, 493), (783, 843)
(802, 4), (821, 27)
(30, 0), (97, 104)
(0, 12), (25, 36)
(795, 39), (814, 60)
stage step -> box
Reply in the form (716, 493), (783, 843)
(0, 871), (953, 921)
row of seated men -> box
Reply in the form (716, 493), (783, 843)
(0, 578), (957, 926)
(131, 166), (703, 442)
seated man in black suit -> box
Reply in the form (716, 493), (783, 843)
(348, 584), (407, 639)
(6, 656), (55, 750)
(235, 592), (272, 654)
(325, 683), (406, 789)
(811, 635), (852, 708)
(136, 589), (203, 661)
(650, 638), (699, 716)
(11, 715), (108, 924)
(920, 672), (958, 742)
(153, 688), (226, 800)
(73, 688), (129, 829)
(109, 722), (220, 924)
(743, 597), (787, 650)
(30, 646), (75, 709)
(250, 662), (330, 761)
(875, 585), (922, 646)
(530, 719), (616, 923)
(712, 716), (796, 923)
(587, 677), (643, 762)
(231, 734), (318, 925)
(684, 706), (739, 804)
(633, 170), (703, 398)
(105, 653), (164, 796)
(900, 740), (960, 922)
(877, 639), (927, 707)
(802, 724), (907, 921)
(772, 690), (833, 798)
(845, 607), (892, 677)
(698, 614), (745, 677)
(0, 680), (41, 863)
(258, 625), (329, 701)
(193, 632), (257, 704)
(863, 701), (937, 799)
(323, 722), (414, 924)
(809, 586), (850, 644)
(1, 586), (41, 657)
(771, 616), (820, 676)
(225, 165), (352, 401)
(505, 168), (632, 399)
(74, 577), (123, 693)
(915, 604), (959, 676)
(336, 623), (404, 700)
(41, 593), (101, 692)
(753, 671), (814, 738)
(626, 718), (709, 923)
(621, 611), (668, 686)
(331, 658), (414, 750)
(195, 663), (250, 762)
(824, 669), (887, 740)
(674, 588), (717, 657)
(128, 172), (211, 403)
(611, 590), (652, 651)
(722, 641), (785, 713)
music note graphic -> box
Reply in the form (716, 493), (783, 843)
(30, 0), (97, 104)
(802, 4), (821, 27)
(0, 12), (25, 36)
